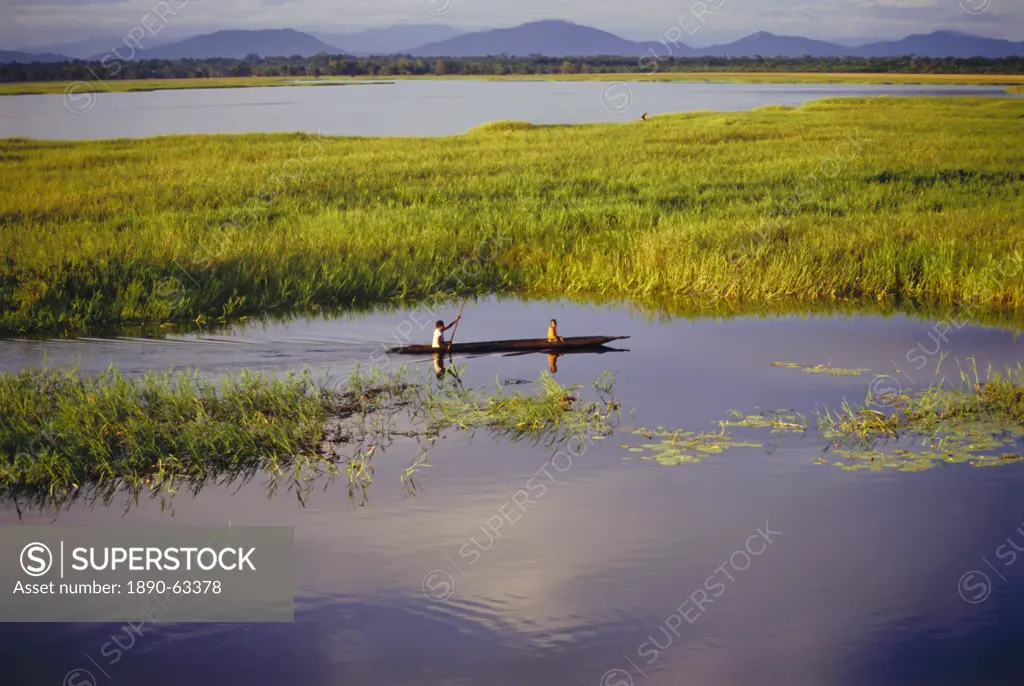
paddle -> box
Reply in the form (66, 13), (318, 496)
(446, 299), (467, 360)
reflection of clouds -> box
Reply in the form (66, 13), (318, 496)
(289, 445), (1022, 683)
(313, 459), (1021, 683)
(4, 301), (1024, 683)
(3, 430), (1022, 684)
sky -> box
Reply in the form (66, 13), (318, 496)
(1, 0), (1022, 49)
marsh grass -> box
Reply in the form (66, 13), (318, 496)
(2, 97), (1024, 334)
(0, 364), (618, 510)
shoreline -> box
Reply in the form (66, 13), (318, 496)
(2, 72), (1024, 97)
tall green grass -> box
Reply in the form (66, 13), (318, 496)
(2, 96), (1023, 334)
(0, 364), (617, 508)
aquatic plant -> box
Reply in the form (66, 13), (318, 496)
(0, 364), (618, 511)
(721, 409), (808, 432)
(619, 426), (761, 465)
(815, 360), (1024, 470)
(617, 361), (1024, 472)
(771, 362), (870, 376)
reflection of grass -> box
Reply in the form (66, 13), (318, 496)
(771, 361), (869, 376)
(0, 365), (618, 510)
(3, 97), (1024, 334)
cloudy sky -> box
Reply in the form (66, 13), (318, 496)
(2, 0), (1021, 48)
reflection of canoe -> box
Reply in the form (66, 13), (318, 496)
(387, 336), (630, 355)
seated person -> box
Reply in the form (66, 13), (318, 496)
(547, 318), (564, 343)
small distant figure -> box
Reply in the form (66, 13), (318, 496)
(547, 318), (564, 343)
(640, 112), (649, 122)
(432, 316), (461, 349)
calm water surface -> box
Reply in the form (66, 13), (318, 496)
(2, 298), (1023, 685)
(0, 80), (1017, 139)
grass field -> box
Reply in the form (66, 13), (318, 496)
(1, 96), (1023, 334)
(2, 72), (1023, 96)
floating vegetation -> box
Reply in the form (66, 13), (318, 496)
(0, 365), (618, 512)
(617, 361), (1024, 473)
(815, 360), (1024, 471)
(771, 362), (870, 376)
(720, 409), (808, 433)
(619, 426), (761, 465)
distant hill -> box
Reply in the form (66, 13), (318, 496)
(853, 31), (1024, 58)
(141, 29), (345, 60)
(0, 50), (72, 64)
(27, 36), (138, 60)
(409, 20), (669, 57)
(314, 24), (463, 55)
(696, 32), (849, 58)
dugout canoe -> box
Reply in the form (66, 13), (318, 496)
(387, 336), (630, 355)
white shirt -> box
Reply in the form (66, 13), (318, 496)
(432, 328), (444, 348)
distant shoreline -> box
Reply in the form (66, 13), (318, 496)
(2, 72), (1024, 97)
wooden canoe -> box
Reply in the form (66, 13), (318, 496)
(387, 335), (630, 355)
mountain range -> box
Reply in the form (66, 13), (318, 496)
(409, 21), (1024, 59)
(141, 29), (341, 60)
(0, 50), (71, 64)
(312, 24), (463, 55)
(3, 21), (1022, 64)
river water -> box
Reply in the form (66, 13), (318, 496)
(0, 80), (1017, 139)
(2, 297), (1023, 686)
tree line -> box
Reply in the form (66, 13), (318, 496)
(3, 54), (1023, 82)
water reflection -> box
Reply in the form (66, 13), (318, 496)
(3, 300), (1024, 686)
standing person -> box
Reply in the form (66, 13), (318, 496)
(433, 316), (460, 349)
(547, 319), (564, 343)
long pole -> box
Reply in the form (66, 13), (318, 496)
(446, 299), (467, 359)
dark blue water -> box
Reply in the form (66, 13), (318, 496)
(2, 298), (1022, 686)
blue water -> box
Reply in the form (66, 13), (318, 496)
(2, 298), (1023, 685)
(0, 79), (1016, 139)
